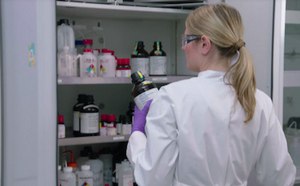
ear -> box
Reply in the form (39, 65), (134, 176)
(199, 35), (212, 55)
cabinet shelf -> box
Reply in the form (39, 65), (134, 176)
(57, 1), (190, 20)
(286, 10), (300, 24)
(57, 75), (193, 85)
(58, 135), (130, 146)
(284, 70), (300, 87)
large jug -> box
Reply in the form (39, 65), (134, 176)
(57, 19), (75, 51)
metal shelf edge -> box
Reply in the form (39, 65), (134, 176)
(57, 76), (194, 85)
(58, 135), (130, 146)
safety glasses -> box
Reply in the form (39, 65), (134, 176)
(182, 34), (201, 47)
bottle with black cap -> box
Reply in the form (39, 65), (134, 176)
(80, 95), (99, 136)
(73, 94), (87, 137)
(131, 71), (158, 110)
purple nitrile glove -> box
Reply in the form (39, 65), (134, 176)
(132, 100), (153, 134)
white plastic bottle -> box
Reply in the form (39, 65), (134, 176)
(99, 154), (113, 186)
(118, 160), (133, 186)
(77, 165), (94, 186)
(60, 167), (76, 186)
(57, 19), (75, 51)
(58, 165), (63, 186)
(86, 153), (104, 186)
(58, 46), (78, 77)
(99, 49), (116, 77)
(80, 49), (97, 78)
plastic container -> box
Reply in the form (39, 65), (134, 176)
(86, 153), (104, 186)
(80, 49), (97, 78)
(58, 114), (66, 139)
(73, 94), (87, 137)
(60, 167), (76, 186)
(77, 165), (94, 186)
(118, 160), (133, 186)
(57, 19), (75, 51)
(149, 41), (167, 76)
(131, 71), (158, 110)
(80, 95), (99, 136)
(99, 49), (116, 77)
(131, 41), (149, 77)
(58, 46), (78, 77)
(99, 154), (113, 186)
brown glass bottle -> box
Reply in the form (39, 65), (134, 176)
(131, 71), (158, 110)
(131, 41), (150, 77)
(149, 41), (167, 76)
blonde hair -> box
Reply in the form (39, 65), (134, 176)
(186, 4), (256, 122)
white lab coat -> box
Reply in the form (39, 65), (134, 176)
(127, 70), (296, 186)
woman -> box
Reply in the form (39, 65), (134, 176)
(127, 3), (296, 186)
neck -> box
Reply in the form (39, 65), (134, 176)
(198, 47), (230, 72)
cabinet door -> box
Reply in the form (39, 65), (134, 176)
(274, 0), (300, 184)
(1, 0), (56, 185)
(226, 0), (274, 96)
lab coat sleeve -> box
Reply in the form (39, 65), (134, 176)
(252, 106), (296, 186)
(127, 87), (179, 186)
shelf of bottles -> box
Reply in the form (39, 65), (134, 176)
(58, 134), (130, 146)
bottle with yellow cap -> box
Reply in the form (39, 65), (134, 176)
(131, 71), (158, 110)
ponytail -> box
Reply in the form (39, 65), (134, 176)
(226, 46), (256, 123)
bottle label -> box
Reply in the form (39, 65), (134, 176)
(131, 58), (149, 77)
(58, 125), (65, 139)
(80, 113), (99, 134)
(73, 111), (80, 132)
(116, 69), (131, 78)
(150, 56), (167, 75)
(80, 54), (97, 77)
(78, 175), (93, 186)
(122, 174), (133, 186)
(134, 88), (158, 110)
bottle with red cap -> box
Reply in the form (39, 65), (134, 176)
(99, 48), (116, 77)
(116, 58), (131, 78)
(80, 40), (97, 78)
(83, 39), (93, 49)
(58, 114), (66, 139)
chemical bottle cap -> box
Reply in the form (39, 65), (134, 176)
(86, 95), (94, 103)
(63, 167), (73, 173)
(131, 71), (145, 84)
(83, 49), (93, 53)
(101, 114), (108, 121)
(81, 165), (90, 171)
(77, 94), (87, 102)
(75, 40), (84, 46)
(101, 48), (113, 54)
(83, 39), (93, 46)
(58, 115), (64, 124)
(108, 114), (116, 122)
(67, 162), (77, 169)
(58, 19), (70, 26)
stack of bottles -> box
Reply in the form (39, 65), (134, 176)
(131, 41), (167, 77)
(73, 38), (132, 78)
(72, 94), (133, 138)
